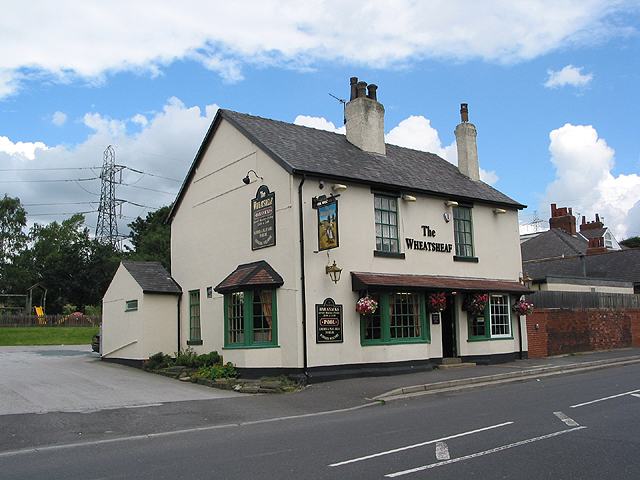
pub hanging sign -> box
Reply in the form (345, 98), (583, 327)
(251, 185), (276, 250)
(316, 297), (343, 343)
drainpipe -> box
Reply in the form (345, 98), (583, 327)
(177, 295), (181, 354)
(298, 175), (309, 380)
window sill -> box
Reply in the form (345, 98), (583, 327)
(454, 256), (478, 263)
(467, 336), (514, 342)
(223, 344), (280, 350)
(361, 339), (430, 346)
(187, 339), (203, 346)
(374, 251), (406, 259)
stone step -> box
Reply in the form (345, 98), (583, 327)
(441, 357), (462, 365)
(438, 362), (476, 370)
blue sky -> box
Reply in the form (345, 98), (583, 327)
(1, 1), (640, 241)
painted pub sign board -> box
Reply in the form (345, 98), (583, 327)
(316, 298), (343, 343)
(252, 185), (275, 250)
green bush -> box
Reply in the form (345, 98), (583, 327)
(191, 362), (238, 380)
(145, 351), (171, 370)
(196, 351), (223, 367)
(172, 346), (199, 368)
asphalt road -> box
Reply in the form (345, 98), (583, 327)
(1, 352), (639, 479)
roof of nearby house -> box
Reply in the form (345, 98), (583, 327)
(168, 109), (525, 222)
(521, 228), (588, 262)
(351, 272), (531, 294)
(523, 248), (640, 285)
(214, 260), (284, 293)
(579, 227), (607, 240)
(121, 261), (182, 295)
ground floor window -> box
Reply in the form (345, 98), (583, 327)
(361, 292), (429, 345)
(468, 294), (512, 340)
(224, 290), (277, 348)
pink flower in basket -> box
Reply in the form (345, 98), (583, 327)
(356, 296), (378, 315)
(464, 293), (488, 316)
(512, 299), (534, 316)
(427, 292), (447, 313)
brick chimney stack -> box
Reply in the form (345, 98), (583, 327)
(580, 214), (604, 232)
(587, 237), (607, 255)
(344, 77), (386, 155)
(549, 204), (577, 235)
(455, 103), (480, 181)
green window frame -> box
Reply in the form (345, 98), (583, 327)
(224, 290), (278, 348)
(361, 292), (429, 345)
(453, 206), (474, 257)
(189, 290), (201, 341)
(374, 195), (399, 253)
(468, 294), (512, 340)
(125, 299), (138, 312)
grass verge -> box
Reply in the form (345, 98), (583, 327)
(0, 327), (99, 346)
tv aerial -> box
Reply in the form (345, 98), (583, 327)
(328, 93), (346, 124)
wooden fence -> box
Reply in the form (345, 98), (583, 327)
(0, 314), (101, 327)
(528, 291), (640, 309)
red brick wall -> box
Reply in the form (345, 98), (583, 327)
(526, 309), (640, 357)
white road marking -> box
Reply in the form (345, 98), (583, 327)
(329, 421), (513, 467)
(631, 394), (640, 399)
(554, 411), (579, 427)
(435, 442), (450, 460)
(385, 426), (587, 477)
(570, 389), (640, 408)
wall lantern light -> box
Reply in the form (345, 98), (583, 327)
(332, 184), (348, 192)
(402, 194), (417, 202)
(445, 200), (458, 207)
(326, 260), (342, 284)
(494, 208), (507, 214)
(519, 274), (533, 289)
(242, 170), (263, 184)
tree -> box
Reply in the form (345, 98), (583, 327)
(126, 205), (171, 271)
(0, 195), (29, 298)
(620, 236), (640, 248)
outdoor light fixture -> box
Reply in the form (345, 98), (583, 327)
(402, 194), (417, 202)
(242, 170), (263, 184)
(332, 184), (347, 192)
(520, 274), (533, 289)
(445, 200), (458, 207)
(326, 260), (342, 284)
(494, 208), (507, 214)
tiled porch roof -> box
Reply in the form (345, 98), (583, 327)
(214, 260), (284, 293)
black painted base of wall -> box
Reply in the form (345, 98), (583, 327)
(102, 356), (144, 369)
(461, 350), (529, 365)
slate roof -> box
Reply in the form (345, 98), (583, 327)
(523, 248), (640, 286)
(169, 109), (525, 222)
(121, 261), (182, 295)
(214, 260), (284, 293)
(521, 228), (588, 262)
(579, 227), (607, 240)
(351, 272), (531, 294)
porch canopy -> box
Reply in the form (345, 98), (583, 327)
(215, 260), (284, 294)
(351, 271), (531, 294)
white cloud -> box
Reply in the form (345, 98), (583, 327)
(545, 64), (593, 88)
(0, 1), (634, 98)
(541, 123), (640, 239)
(51, 111), (67, 126)
(294, 115), (345, 134)
(0, 136), (49, 160)
(0, 97), (218, 234)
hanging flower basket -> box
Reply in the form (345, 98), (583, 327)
(356, 296), (378, 315)
(427, 292), (447, 313)
(463, 293), (488, 317)
(512, 299), (534, 316)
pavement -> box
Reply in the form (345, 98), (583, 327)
(296, 348), (640, 408)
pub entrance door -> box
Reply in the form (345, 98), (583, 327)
(441, 294), (457, 358)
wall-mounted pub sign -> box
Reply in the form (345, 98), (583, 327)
(251, 185), (275, 250)
(313, 194), (339, 251)
(316, 297), (343, 343)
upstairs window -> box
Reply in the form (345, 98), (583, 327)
(453, 206), (474, 258)
(375, 195), (399, 253)
(189, 290), (201, 342)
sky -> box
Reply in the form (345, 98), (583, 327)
(1, 0), (640, 242)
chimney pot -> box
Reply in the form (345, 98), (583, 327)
(356, 81), (368, 99)
(367, 84), (378, 101)
(350, 77), (358, 101)
(460, 103), (469, 123)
